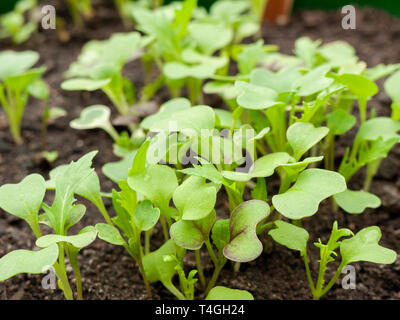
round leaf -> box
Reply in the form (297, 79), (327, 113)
(223, 200), (270, 262)
(0, 244), (59, 282)
(334, 189), (381, 214)
(70, 105), (112, 130)
(272, 169), (347, 219)
(206, 286), (254, 300)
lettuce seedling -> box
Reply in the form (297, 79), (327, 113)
(269, 221), (397, 300)
(0, 152), (100, 300)
(0, 0), (38, 44)
(0, 50), (46, 144)
(62, 32), (151, 116)
(27, 77), (66, 151)
(338, 117), (400, 190)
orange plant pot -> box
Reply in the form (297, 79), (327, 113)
(263, 0), (294, 25)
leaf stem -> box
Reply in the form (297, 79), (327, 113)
(195, 249), (206, 289)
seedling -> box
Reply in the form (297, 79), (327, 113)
(0, 152), (101, 300)
(0, 0), (38, 44)
(269, 221), (397, 300)
(62, 32), (151, 116)
(0, 50), (46, 144)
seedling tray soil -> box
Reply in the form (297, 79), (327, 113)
(0, 1), (399, 299)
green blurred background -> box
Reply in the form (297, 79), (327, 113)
(1, 0), (400, 16)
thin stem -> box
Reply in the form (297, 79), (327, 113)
(137, 258), (153, 299)
(160, 215), (169, 242)
(145, 229), (152, 254)
(96, 201), (114, 226)
(205, 240), (218, 266)
(54, 244), (74, 300)
(53, 262), (74, 300)
(195, 249), (206, 289)
(69, 251), (83, 300)
(204, 262), (225, 296)
(302, 251), (315, 297)
(319, 262), (346, 298)
(363, 159), (381, 191)
(103, 124), (120, 141)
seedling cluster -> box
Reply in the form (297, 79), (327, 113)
(0, 0), (399, 300)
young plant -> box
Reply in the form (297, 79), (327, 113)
(0, 152), (101, 300)
(0, 0), (38, 44)
(0, 50), (46, 144)
(132, 0), (234, 104)
(269, 221), (397, 300)
(62, 32), (151, 117)
(27, 77), (67, 151)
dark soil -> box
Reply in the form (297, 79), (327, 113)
(1, 1), (400, 300)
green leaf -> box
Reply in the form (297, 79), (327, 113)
(44, 151), (97, 233)
(0, 50), (39, 80)
(341, 227), (397, 265)
(235, 81), (283, 110)
(182, 48), (228, 70)
(141, 98), (191, 130)
(287, 122), (329, 160)
(222, 152), (290, 182)
(318, 41), (357, 68)
(61, 78), (111, 91)
(294, 37), (321, 68)
(356, 117), (400, 142)
(36, 229), (97, 249)
(237, 40), (265, 75)
(70, 105), (112, 130)
(95, 223), (126, 246)
(269, 221), (309, 255)
(47, 152), (103, 213)
(279, 156), (324, 180)
(334, 190), (381, 215)
(42, 151), (58, 163)
(173, 176), (217, 220)
(0, 244), (59, 282)
(250, 66), (302, 94)
(171, 210), (216, 250)
(211, 219), (230, 252)
(134, 200), (160, 232)
(385, 70), (400, 105)
(326, 109), (356, 135)
(27, 79), (49, 100)
(65, 32), (149, 79)
(179, 160), (224, 185)
(206, 286), (254, 300)
(0, 174), (46, 230)
(216, 109), (241, 129)
(163, 62), (216, 80)
(65, 204), (86, 231)
(333, 73), (378, 101)
(251, 177), (267, 201)
(188, 22), (233, 55)
(148, 105), (215, 135)
(102, 151), (136, 183)
(272, 169), (347, 219)
(128, 164), (178, 214)
(224, 200), (270, 262)
(293, 66), (333, 96)
(143, 239), (177, 284)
